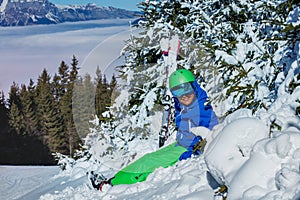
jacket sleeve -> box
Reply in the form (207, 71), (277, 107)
(198, 99), (219, 130)
(192, 80), (218, 130)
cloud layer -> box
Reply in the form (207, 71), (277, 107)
(0, 19), (131, 96)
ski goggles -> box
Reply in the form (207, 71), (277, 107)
(171, 82), (194, 98)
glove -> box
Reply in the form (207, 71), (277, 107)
(179, 136), (203, 161)
(179, 151), (193, 160)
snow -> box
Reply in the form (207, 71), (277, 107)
(228, 131), (300, 200)
(0, 165), (60, 200)
(39, 157), (215, 200)
(205, 117), (269, 186)
(1, 1), (300, 199)
(2, 109), (299, 200)
(215, 50), (238, 65)
(0, 0), (8, 12)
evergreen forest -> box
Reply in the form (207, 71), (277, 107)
(0, 55), (117, 165)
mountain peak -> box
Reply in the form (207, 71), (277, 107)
(0, 0), (139, 26)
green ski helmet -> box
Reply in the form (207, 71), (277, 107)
(169, 69), (195, 89)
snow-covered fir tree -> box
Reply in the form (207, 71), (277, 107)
(55, 1), (299, 199)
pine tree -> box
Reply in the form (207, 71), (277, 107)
(139, 0), (190, 30)
(8, 83), (26, 135)
(53, 61), (69, 101)
(70, 0), (300, 174)
(36, 69), (69, 154)
(73, 73), (96, 138)
(0, 91), (9, 131)
(69, 56), (85, 141)
(100, 75), (111, 120)
(70, 55), (79, 82)
(60, 57), (81, 156)
(20, 83), (39, 136)
(146, 0), (300, 117)
(109, 74), (118, 103)
(95, 66), (104, 118)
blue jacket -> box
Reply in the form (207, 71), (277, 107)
(174, 80), (218, 149)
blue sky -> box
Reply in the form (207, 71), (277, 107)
(50, 0), (143, 11)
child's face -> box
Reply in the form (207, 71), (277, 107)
(178, 92), (196, 106)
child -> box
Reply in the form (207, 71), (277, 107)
(90, 68), (218, 191)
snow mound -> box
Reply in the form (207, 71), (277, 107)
(205, 117), (269, 186)
(39, 157), (215, 200)
(38, 110), (300, 200)
(203, 114), (300, 200)
(232, 131), (300, 200)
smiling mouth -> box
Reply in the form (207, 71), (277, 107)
(178, 92), (194, 100)
(179, 96), (190, 101)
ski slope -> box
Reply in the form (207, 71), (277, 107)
(0, 166), (60, 200)
(1, 109), (300, 200)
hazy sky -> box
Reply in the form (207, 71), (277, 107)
(50, 0), (143, 11)
(0, 19), (133, 96)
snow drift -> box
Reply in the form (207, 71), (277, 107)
(35, 109), (300, 200)
(204, 109), (300, 199)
